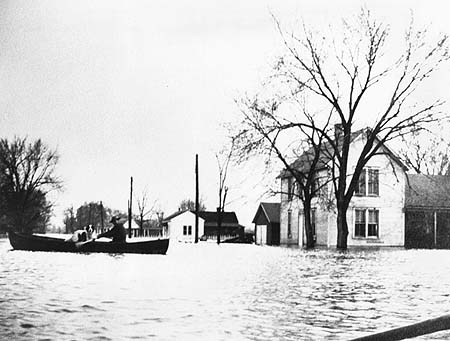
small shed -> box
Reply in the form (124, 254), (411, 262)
(197, 211), (243, 239)
(252, 202), (280, 246)
(405, 174), (450, 248)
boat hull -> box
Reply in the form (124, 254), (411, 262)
(8, 231), (169, 254)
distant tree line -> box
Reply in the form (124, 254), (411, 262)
(178, 198), (206, 212)
(62, 201), (165, 234)
(62, 201), (121, 233)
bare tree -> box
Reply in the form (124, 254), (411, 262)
(399, 129), (450, 175)
(0, 137), (62, 233)
(234, 98), (333, 248)
(236, 8), (449, 249)
(215, 141), (235, 244)
(63, 206), (76, 234)
(136, 188), (157, 236)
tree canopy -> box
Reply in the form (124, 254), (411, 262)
(0, 137), (62, 233)
(178, 198), (206, 212)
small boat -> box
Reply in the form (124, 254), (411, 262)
(8, 231), (169, 255)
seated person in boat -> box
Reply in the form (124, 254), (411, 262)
(96, 216), (126, 243)
(65, 227), (88, 243)
(86, 224), (95, 239)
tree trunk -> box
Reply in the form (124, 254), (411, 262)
(216, 207), (222, 245)
(336, 202), (349, 249)
(303, 199), (315, 249)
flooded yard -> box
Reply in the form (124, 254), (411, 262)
(1, 238), (450, 340)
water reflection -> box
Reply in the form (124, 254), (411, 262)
(1, 240), (450, 340)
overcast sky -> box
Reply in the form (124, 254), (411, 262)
(0, 0), (449, 229)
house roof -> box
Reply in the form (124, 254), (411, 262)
(405, 174), (450, 209)
(252, 202), (280, 224)
(162, 209), (189, 223)
(279, 128), (407, 178)
(197, 211), (239, 224)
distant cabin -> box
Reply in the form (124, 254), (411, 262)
(163, 210), (243, 242)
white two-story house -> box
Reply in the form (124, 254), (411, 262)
(279, 127), (407, 248)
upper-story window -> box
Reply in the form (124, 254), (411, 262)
(355, 168), (379, 196)
(368, 169), (379, 195)
(287, 177), (294, 201)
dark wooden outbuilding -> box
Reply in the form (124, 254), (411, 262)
(253, 202), (280, 245)
(405, 174), (450, 249)
(197, 211), (243, 238)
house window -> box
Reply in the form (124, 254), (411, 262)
(311, 208), (316, 241)
(183, 225), (187, 235)
(368, 209), (379, 237)
(355, 168), (379, 196)
(355, 209), (366, 237)
(287, 177), (293, 201)
(355, 170), (366, 196)
(188, 225), (192, 235)
(315, 177), (327, 198)
(354, 208), (379, 238)
(287, 210), (292, 238)
(368, 169), (379, 195)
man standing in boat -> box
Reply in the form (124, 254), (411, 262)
(96, 216), (127, 243)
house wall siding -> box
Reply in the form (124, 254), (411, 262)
(280, 178), (302, 245)
(344, 138), (405, 247)
(279, 133), (406, 247)
(168, 212), (205, 242)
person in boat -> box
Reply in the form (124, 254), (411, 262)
(86, 224), (95, 239)
(65, 227), (88, 243)
(96, 216), (126, 243)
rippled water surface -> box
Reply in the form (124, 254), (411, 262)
(2, 238), (450, 340)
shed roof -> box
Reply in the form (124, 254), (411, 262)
(252, 202), (280, 224)
(405, 174), (450, 209)
(197, 211), (239, 224)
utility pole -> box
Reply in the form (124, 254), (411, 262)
(195, 154), (199, 243)
(100, 201), (104, 233)
(128, 176), (133, 239)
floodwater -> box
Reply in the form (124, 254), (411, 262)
(1, 238), (450, 341)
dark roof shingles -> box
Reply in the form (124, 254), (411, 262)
(261, 202), (280, 224)
(406, 174), (450, 209)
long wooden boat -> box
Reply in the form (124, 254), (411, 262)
(8, 231), (169, 255)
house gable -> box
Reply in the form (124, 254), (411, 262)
(278, 127), (407, 248)
(252, 202), (280, 225)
